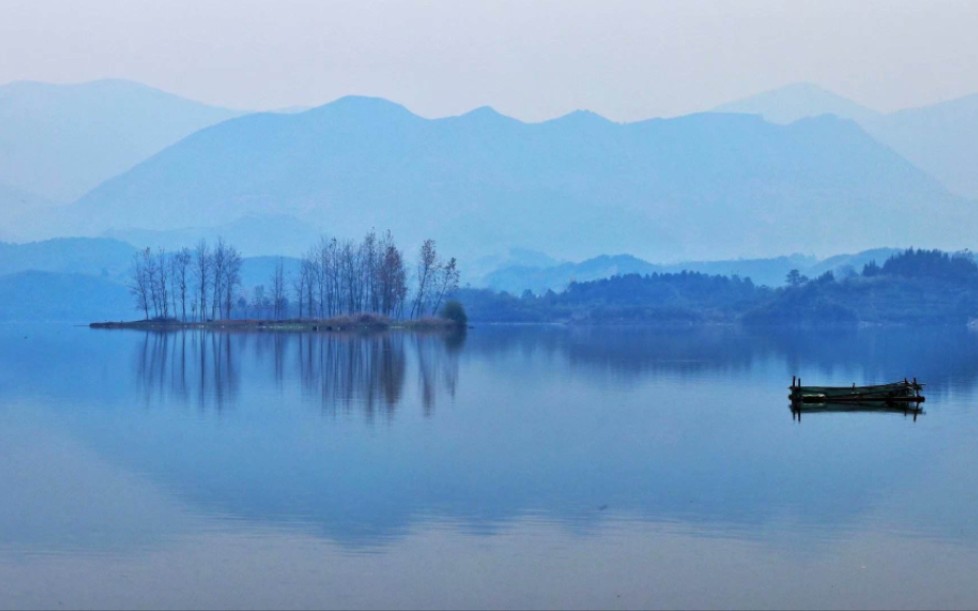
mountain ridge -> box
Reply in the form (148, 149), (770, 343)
(65, 93), (969, 265)
(0, 78), (245, 202)
(713, 82), (881, 124)
(480, 249), (901, 294)
(713, 82), (978, 198)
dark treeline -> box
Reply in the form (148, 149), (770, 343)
(459, 271), (767, 324)
(745, 248), (978, 326)
(460, 249), (978, 326)
(129, 231), (460, 322)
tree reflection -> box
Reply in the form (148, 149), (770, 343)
(414, 330), (464, 416)
(296, 332), (408, 420)
(134, 329), (464, 417)
(136, 329), (240, 411)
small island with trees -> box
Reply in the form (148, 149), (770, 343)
(91, 230), (468, 332)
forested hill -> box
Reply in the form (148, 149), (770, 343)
(459, 272), (770, 324)
(460, 249), (978, 326)
(743, 249), (978, 326)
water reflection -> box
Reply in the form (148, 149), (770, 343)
(10, 322), (978, 608)
(41, 324), (962, 550)
(6, 323), (978, 554)
(790, 402), (925, 422)
(465, 324), (978, 396)
(137, 331), (240, 411)
(134, 329), (464, 417)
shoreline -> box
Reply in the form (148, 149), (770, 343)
(90, 314), (464, 333)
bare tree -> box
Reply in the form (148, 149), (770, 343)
(193, 240), (211, 321)
(296, 258), (317, 318)
(140, 248), (167, 318)
(154, 248), (170, 320)
(377, 232), (406, 318)
(251, 285), (268, 319)
(361, 230), (379, 313)
(132, 232), (455, 323)
(312, 238), (333, 318)
(301, 246), (321, 318)
(339, 239), (360, 313)
(430, 256), (460, 316)
(272, 257), (286, 320)
(129, 248), (152, 319)
(171, 247), (192, 321)
(211, 238), (228, 319)
(293, 265), (307, 319)
(326, 237), (341, 316)
(222, 244), (242, 319)
(411, 239), (439, 319)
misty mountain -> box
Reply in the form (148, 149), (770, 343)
(713, 82), (881, 125)
(68, 95), (971, 265)
(239, 255), (302, 291)
(0, 237), (136, 281)
(0, 182), (54, 241)
(481, 249), (897, 294)
(0, 79), (243, 203)
(863, 95), (978, 200)
(715, 83), (978, 199)
(0, 270), (130, 322)
(104, 214), (323, 257)
(467, 248), (561, 286)
(484, 254), (664, 294)
(0, 235), (299, 289)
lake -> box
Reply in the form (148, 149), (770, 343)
(2, 322), (978, 609)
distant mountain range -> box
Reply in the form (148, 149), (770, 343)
(0, 79), (243, 203)
(0, 237), (136, 282)
(0, 237), (303, 286)
(61, 94), (970, 265)
(714, 82), (881, 125)
(1, 79), (977, 299)
(103, 214), (323, 258)
(481, 248), (900, 294)
(715, 82), (978, 199)
(0, 270), (130, 322)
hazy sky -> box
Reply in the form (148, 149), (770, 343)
(2, 0), (977, 121)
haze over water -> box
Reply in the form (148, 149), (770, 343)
(2, 323), (978, 609)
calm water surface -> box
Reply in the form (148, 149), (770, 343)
(2, 323), (978, 609)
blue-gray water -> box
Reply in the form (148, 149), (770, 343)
(3, 323), (978, 609)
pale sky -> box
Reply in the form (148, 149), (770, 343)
(1, 0), (977, 121)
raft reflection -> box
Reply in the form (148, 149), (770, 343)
(134, 329), (464, 416)
(790, 402), (925, 422)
